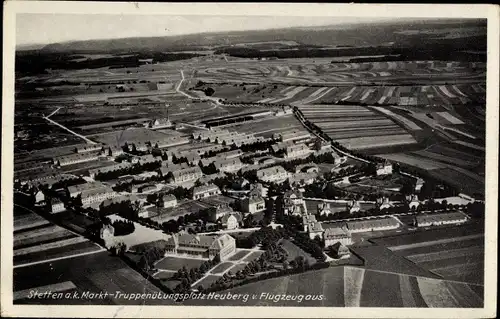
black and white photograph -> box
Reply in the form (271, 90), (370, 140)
(1, 2), (498, 318)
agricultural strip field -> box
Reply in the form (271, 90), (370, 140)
(279, 239), (317, 265)
(427, 167), (484, 196)
(298, 104), (417, 151)
(377, 153), (445, 170)
(14, 251), (168, 305)
(183, 266), (482, 307)
(226, 115), (306, 138)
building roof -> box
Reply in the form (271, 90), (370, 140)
(172, 166), (203, 179)
(324, 227), (350, 238)
(55, 152), (100, 163)
(346, 217), (399, 231)
(80, 186), (115, 199)
(220, 212), (243, 224)
(212, 157), (242, 169)
(166, 233), (234, 250)
(89, 162), (131, 176)
(256, 165), (287, 178)
(286, 143), (310, 153)
(192, 184), (220, 195)
(245, 195), (265, 205)
(416, 212), (468, 224)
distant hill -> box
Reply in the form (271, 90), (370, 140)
(36, 18), (486, 54)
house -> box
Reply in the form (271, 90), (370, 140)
(270, 141), (294, 154)
(209, 204), (234, 222)
(376, 161), (393, 176)
(100, 194), (140, 209)
(161, 194), (177, 208)
(318, 202), (332, 216)
(324, 227), (352, 247)
(302, 214), (324, 240)
(130, 142), (150, 153)
(348, 200), (361, 213)
(256, 166), (289, 183)
(88, 162), (131, 179)
(414, 212), (469, 227)
(241, 195), (266, 214)
(148, 118), (173, 130)
(54, 152), (100, 167)
(172, 167), (203, 183)
(274, 106), (293, 117)
(408, 195), (421, 210)
(34, 190), (45, 204)
(283, 190), (308, 216)
(74, 143), (105, 154)
(345, 217), (400, 233)
(192, 184), (221, 200)
(220, 212), (243, 230)
(50, 198), (66, 214)
(285, 143), (310, 158)
(314, 138), (331, 151)
(211, 158), (244, 173)
(106, 146), (124, 158)
(329, 242), (351, 259)
(377, 197), (393, 211)
(164, 233), (236, 261)
(249, 183), (266, 198)
(158, 162), (188, 177)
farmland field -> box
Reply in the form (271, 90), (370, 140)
(14, 251), (169, 305)
(279, 239), (317, 265)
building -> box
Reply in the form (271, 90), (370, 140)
(135, 154), (161, 166)
(34, 190), (45, 204)
(80, 187), (118, 207)
(285, 143), (310, 158)
(408, 195), (421, 210)
(129, 142), (150, 153)
(172, 166), (203, 183)
(414, 212), (469, 227)
(192, 184), (221, 200)
(89, 162), (131, 179)
(211, 158), (244, 173)
(148, 118), (173, 130)
(302, 214), (324, 240)
(151, 136), (190, 149)
(106, 146), (124, 158)
(274, 106), (293, 117)
(329, 242), (351, 259)
(209, 204), (234, 222)
(345, 217), (400, 233)
(100, 224), (115, 241)
(276, 130), (312, 143)
(158, 162), (188, 177)
(100, 194), (140, 209)
(324, 226), (352, 247)
(162, 194), (177, 208)
(55, 152), (100, 167)
(314, 138), (331, 152)
(348, 200), (361, 213)
(415, 178), (425, 192)
(164, 233), (236, 261)
(49, 198), (65, 214)
(318, 202), (332, 216)
(283, 189), (308, 216)
(256, 166), (289, 183)
(377, 197), (393, 211)
(376, 161), (393, 176)
(75, 144), (105, 154)
(270, 141), (294, 154)
(241, 195), (266, 214)
(220, 212), (243, 230)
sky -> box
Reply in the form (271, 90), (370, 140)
(16, 14), (393, 46)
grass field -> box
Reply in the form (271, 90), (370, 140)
(228, 249), (252, 261)
(209, 262), (235, 274)
(154, 256), (205, 271)
(279, 239), (317, 265)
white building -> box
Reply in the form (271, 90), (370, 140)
(211, 158), (244, 173)
(408, 195), (421, 210)
(68, 182), (108, 198)
(192, 184), (221, 200)
(283, 190), (308, 216)
(345, 217), (400, 233)
(376, 161), (393, 176)
(50, 199), (65, 214)
(89, 162), (131, 179)
(75, 144), (105, 154)
(414, 212), (469, 227)
(34, 190), (45, 204)
(148, 118), (173, 130)
(172, 167), (203, 184)
(348, 200), (361, 213)
(220, 212), (242, 230)
(302, 214), (324, 240)
(81, 187), (118, 207)
(378, 197), (393, 211)
(256, 165), (289, 183)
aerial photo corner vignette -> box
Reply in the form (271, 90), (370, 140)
(1, 2), (499, 319)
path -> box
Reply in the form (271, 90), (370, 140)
(46, 107), (61, 119)
(43, 115), (96, 144)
